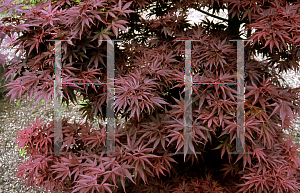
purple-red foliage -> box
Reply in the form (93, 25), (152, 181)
(1, 0), (300, 192)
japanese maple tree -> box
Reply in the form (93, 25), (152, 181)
(1, 0), (300, 192)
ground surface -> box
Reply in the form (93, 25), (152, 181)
(0, 92), (92, 193)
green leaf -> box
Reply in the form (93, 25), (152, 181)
(16, 100), (20, 107)
(195, 99), (199, 106)
(15, 145), (27, 156)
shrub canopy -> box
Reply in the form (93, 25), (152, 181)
(1, 0), (300, 192)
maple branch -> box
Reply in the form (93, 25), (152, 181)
(192, 7), (228, 23)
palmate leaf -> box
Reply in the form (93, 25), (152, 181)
(107, 19), (129, 38)
(24, 31), (48, 56)
(114, 70), (168, 121)
(169, 95), (185, 119)
(58, 153), (84, 181)
(83, 127), (107, 149)
(114, 162), (135, 192)
(4, 79), (26, 103)
(91, 27), (113, 47)
(112, 0), (134, 17)
(151, 152), (177, 178)
(228, 0), (263, 22)
(253, 147), (267, 164)
(40, 2), (60, 27)
(165, 118), (203, 161)
(72, 174), (114, 193)
(140, 113), (170, 151)
(268, 99), (294, 128)
(51, 162), (72, 181)
(122, 133), (158, 184)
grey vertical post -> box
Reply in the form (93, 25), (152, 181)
(46, 39), (70, 155)
(106, 40), (116, 154)
(53, 40), (63, 154)
(184, 40), (193, 157)
(236, 40), (245, 153)
(174, 39), (202, 158)
(229, 39), (252, 155)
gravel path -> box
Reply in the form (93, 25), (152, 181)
(0, 93), (93, 193)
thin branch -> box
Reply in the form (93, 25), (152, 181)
(197, 9), (228, 22)
(191, 5), (228, 23)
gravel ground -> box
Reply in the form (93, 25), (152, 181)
(0, 92), (94, 193)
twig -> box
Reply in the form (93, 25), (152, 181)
(191, 4), (228, 23)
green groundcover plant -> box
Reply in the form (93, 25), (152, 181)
(1, 0), (300, 192)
